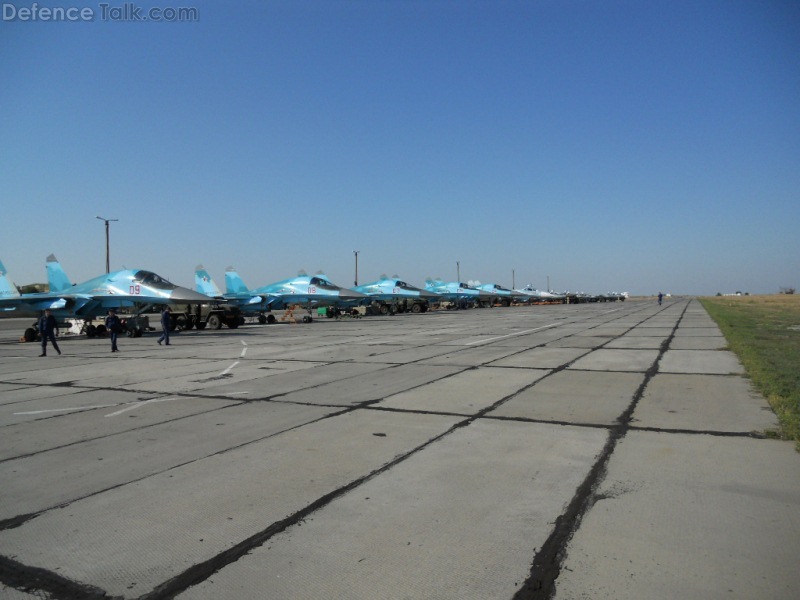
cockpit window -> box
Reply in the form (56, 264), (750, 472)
(310, 277), (338, 290)
(134, 270), (176, 290)
(395, 281), (409, 288)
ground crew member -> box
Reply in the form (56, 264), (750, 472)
(157, 306), (171, 346)
(38, 309), (61, 357)
(105, 309), (121, 353)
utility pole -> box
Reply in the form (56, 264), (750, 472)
(96, 216), (118, 274)
(353, 250), (359, 286)
(512, 269), (515, 289)
(456, 261), (460, 282)
(547, 274), (550, 293)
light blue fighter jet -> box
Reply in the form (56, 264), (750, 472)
(475, 283), (529, 307)
(424, 278), (493, 308)
(353, 275), (439, 314)
(1, 256), (212, 340)
(197, 267), (367, 323)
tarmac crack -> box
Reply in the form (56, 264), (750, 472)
(512, 299), (691, 599)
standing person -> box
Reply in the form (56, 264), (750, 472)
(38, 309), (61, 357)
(658, 292), (663, 306)
(105, 309), (121, 353)
(157, 306), (171, 346)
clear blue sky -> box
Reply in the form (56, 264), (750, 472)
(2, 0), (798, 295)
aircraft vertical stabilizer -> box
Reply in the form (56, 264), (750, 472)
(0, 259), (21, 299)
(225, 267), (251, 295)
(46, 254), (73, 293)
(195, 265), (223, 298)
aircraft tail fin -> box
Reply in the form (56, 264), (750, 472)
(225, 267), (250, 295)
(46, 254), (73, 292)
(195, 265), (223, 297)
(0, 259), (22, 299)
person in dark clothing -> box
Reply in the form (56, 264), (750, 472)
(38, 309), (61, 357)
(105, 309), (121, 353)
(658, 292), (663, 306)
(157, 306), (171, 345)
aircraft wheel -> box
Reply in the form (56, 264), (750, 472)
(96, 324), (108, 336)
(86, 325), (97, 338)
(23, 327), (37, 342)
(207, 314), (222, 330)
(258, 315), (267, 325)
(267, 314), (276, 324)
(302, 315), (312, 323)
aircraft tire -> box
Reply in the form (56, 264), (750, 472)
(23, 327), (37, 342)
(86, 325), (97, 338)
(96, 324), (107, 336)
(267, 314), (276, 324)
(258, 315), (267, 325)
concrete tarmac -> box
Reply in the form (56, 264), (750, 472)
(0, 299), (797, 599)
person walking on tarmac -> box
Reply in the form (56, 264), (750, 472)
(105, 309), (121, 353)
(658, 292), (664, 306)
(157, 306), (172, 346)
(38, 309), (61, 357)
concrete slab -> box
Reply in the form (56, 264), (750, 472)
(605, 336), (665, 349)
(378, 366), (550, 414)
(0, 401), (336, 520)
(488, 346), (590, 369)
(555, 432), (800, 600)
(668, 336), (727, 350)
(660, 350), (745, 375)
(632, 373), (778, 433)
(277, 364), (465, 406)
(416, 345), (522, 366)
(0, 411), (461, 598)
(673, 327), (724, 337)
(546, 336), (614, 349)
(490, 370), (645, 426)
(0, 394), (240, 460)
(179, 420), (608, 600)
(569, 349), (659, 372)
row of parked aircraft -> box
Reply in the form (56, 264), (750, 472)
(0, 256), (626, 340)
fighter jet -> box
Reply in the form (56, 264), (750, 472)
(515, 285), (566, 304)
(220, 268), (367, 322)
(353, 275), (439, 314)
(474, 283), (528, 307)
(424, 278), (492, 308)
(1, 256), (212, 340)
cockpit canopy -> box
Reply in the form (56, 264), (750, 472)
(133, 271), (176, 290)
(309, 277), (339, 290)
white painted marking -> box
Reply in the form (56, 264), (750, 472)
(465, 323), (561, 346)
(15, 403), (121, 415)
(240, 347), (247, 358)
(224, 391), (250, 396)
(105, 396), (179, 417)
(221, 361), (240, 376)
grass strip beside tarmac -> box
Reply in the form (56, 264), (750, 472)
(700, 295), (800, 450)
